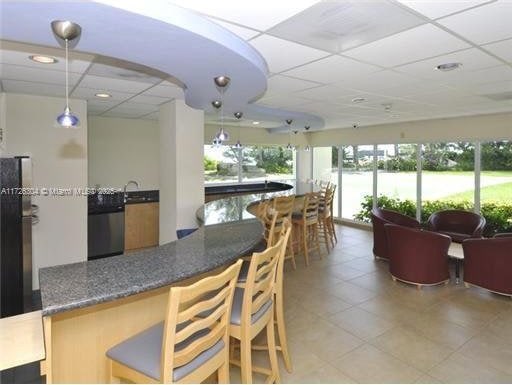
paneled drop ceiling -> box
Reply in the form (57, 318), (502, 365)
(2, 0), (512, 130)
(0, 41), (185, 121)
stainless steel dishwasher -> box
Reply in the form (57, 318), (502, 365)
(88, 194), (125, 260)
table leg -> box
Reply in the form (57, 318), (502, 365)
(455, 260), (460, 284)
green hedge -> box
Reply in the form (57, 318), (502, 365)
(355, 195), (512, 236)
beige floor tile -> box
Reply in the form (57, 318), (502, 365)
(327, 281), (378, 304)
(348, 271), (396, 292)
(400, 312), (479, 350)
(328, 306), (396, 340)
(342, 256), (382, 273)
(415, 373), (442, 383)
(428, 352), (512, 383)
(294, 318), (364, 365)
(486, 309), (512, 343)
(292, 362), (356, 383)
(318, 263), (369, 281)
(458, 331), (512, 376)
(297, 292), (353, 317)
(279, 340), (332, 383)
(333, 344), (423, 383)
(370, 326), (454, 371)
(427, 298), (500, 329)
(357, 295), (422, 322)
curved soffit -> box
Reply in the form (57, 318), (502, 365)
(0, 0), (324, 131)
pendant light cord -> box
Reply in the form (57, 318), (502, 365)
(65, 39), (69, 109)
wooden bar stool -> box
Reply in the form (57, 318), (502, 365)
(238, 219), (293, 374)
(329, 185), (338, 244)
(319, 187), (335, 253)
(106, 260), (242, 384)
(272, 195), (296, 269)
(292, 192), (321, 266)
(229, 236), (287, 383)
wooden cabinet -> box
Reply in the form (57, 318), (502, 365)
(124, 202), (159, 251)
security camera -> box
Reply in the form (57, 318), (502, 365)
(352, 123), (359, 129)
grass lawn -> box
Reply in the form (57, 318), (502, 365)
(444, 181), (512, 203)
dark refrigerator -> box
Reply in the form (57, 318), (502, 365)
(0, 156), (34, 318)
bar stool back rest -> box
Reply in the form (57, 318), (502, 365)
(302, 192), (320, 224)
(262, 209), (278, 248)
(242, 239), (283, 326)
(161, 260), (243, 383)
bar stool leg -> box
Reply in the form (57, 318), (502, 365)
(240, 338), (253, 384)
(266, 310), (281, 384)
(287, 231), (297, 270)
(302, 223), (309, 266)
(275, 293), (292, 373)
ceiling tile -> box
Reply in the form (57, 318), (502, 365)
(141, 111), (159, 120)
(143, 82), (185, 99)
(86, 62), (163, 84)
(87, 99), (121, 114)
(128, 94), (171, 105)
(265, 75), (320, 96)
(249, 34), (330, 73)
(343, 24), (470, 67)
(283, 55), (380, 83)
(396, 0), (493, 19)
(2, 79), (66, 97)
(0, 63), (81, 86)
(483, 38), (512, 63)
(335, 70), (423, 93)
(438, 1), (512, 44)
(71, 87), (135, 101)
(255, 94), (311, 108)
(440, 65), (512, 87)
(207, 18), (260, 40)
(395, 48), (503, 80)
(101, 102), (158, 118)
(0, 44), (92, 73)
(293, 84), (360, 101)
(169, 0), (319, 30)
(77, 75), (151, 94)
(267, 0), (425, 53)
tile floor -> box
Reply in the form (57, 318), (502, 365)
(231, 225), (512, 384)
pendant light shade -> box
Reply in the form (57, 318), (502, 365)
(57, 106), (79, 128)
(51, 20), (81, 128)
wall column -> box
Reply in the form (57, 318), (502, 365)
(159, 100), (204, 244)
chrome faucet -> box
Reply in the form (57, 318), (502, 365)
(123, 180), (139, 202)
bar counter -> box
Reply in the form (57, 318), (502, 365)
(38, 180), (309, 383)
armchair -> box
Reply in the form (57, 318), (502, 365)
(463, 237), (512, 297)
(371, 207), (420, 260)
(427, 210), (485, 243)
(385, 224), (451, 288)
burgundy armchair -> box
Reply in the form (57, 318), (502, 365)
(371, 207), (420, 260)
(385, 224), (451, 288)
(427, 210), (486, 243)
(462, 237), (512, 297)
(494, 233), (512, 238)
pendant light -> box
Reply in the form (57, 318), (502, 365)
(233, 111), (243, 149)
(285, 119), (293, 150)
(51, 20), (81, 128)
(214, 76), (230, 143)
(303, 125), (311, 151)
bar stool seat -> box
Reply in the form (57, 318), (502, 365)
(230, 287), (273, 325)
(106, 321), (224, 382)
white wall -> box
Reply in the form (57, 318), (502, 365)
(2, 93), (88, 289)
(88, 116), (159, 190)
(310, 112), (512, 146)
(159, 100), (204, 244)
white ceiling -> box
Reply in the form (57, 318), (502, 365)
(2, 0), (512, 130)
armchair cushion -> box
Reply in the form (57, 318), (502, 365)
(371, 207), (420, 260)
(427, 210), (486, 243)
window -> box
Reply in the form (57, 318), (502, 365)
(341, 145), (374, 220)
(313, 146), (339, 217)
(376, 144), (417, 202)
(242, 145), (294, 182)
(204, 144), (295, 184)
(204, 145), (239, 184)
(421, 142), (475, 217)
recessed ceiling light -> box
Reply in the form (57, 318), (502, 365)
(351, 97), (366, 103)
(252, 121), (260, 125)
(436, 62), (463, 72)
(95, 92), (112, 98)
(29, 55), (58, 64)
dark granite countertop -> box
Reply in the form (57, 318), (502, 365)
(39, 220), (262, 315)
